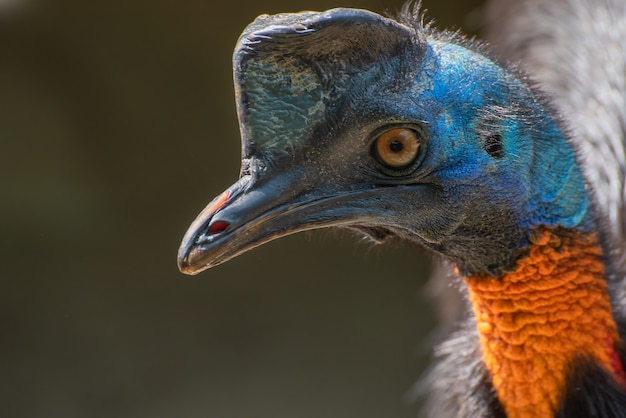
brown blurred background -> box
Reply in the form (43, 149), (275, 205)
(1, 0), (484, 417)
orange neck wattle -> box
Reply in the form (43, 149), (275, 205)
(463, 229), (625, 418)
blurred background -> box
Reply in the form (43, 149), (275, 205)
(2, 0), (484, 417)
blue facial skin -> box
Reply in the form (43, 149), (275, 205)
(422, 41), (591, 231)
(215, 8), (594, 277)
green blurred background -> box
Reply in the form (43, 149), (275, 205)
(2, 0), (484, 417)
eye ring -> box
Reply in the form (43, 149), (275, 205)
(373, 127), (422, 169)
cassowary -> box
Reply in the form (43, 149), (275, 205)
(177, 1), (626, 416)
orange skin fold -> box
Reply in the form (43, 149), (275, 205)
(464, 229), (626, 418)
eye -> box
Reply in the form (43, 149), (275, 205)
(374, 128), (422, 168)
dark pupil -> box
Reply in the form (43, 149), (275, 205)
(389, 140), (404, 153)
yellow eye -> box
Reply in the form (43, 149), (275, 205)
(374, 128), (421, 168)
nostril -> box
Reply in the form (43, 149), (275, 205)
(208, 220), (230, 235)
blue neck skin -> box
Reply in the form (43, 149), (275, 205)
(425, 41), (592, 233)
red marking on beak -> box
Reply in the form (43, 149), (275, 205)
(208, 221), (230, 235)
(207, 191), (230, 215)
(204, 191), (231, 235)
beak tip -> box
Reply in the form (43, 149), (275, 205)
(177, 258), (204, 276)
(177, 257), (193, 275)
(178, 241), (215, 275)
(177, 243), (198, 275)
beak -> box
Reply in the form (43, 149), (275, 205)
(177, 171), (384, 275)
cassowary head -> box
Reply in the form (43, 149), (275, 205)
(177, 8), (590, 278)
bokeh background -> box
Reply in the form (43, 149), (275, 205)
(2, 0), (484, 417)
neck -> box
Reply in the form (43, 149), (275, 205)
(463, 227), (625, 417)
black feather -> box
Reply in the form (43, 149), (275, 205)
(558, 358), (626, 418)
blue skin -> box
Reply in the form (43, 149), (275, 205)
(423, 41), (591, 231)
(179, 8), (594, 277)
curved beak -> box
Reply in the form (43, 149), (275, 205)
(177, 172), (385, 275)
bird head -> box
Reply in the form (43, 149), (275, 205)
(178, 8), (591, 277)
